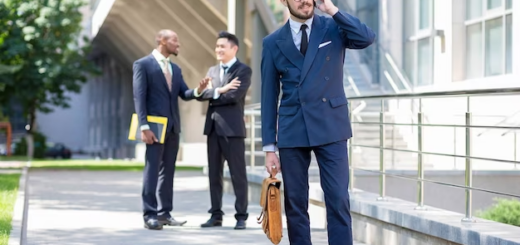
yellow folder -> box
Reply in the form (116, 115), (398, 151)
(128, 113), (168, 144)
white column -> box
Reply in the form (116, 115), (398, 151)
(513, 1), (520, 78)
(227, 0), (236, 33)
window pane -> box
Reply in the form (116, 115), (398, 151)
(487, 0), (501, 9)
(417, 38), (432, 86)
(419, 0), (430, 30)
(467, 0), (482, 20)
(466, 23), (483, 79)
(485, 17), (503, 76)
(506, 14), (512, 74)
(506, 0), (512, 9)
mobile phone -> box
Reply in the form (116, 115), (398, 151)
(314, 0), (322, 7)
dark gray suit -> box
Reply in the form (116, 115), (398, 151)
(197, 59), (252, 221)
(133, 53), (198, 220)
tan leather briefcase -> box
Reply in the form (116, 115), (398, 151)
(257, 175), (283, 244)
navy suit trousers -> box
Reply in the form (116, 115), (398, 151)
(279, 140), (352, 245)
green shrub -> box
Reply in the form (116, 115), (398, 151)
(477, 198), (520, 227)
(13, 131), (47, 159)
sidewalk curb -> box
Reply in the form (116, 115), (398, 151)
(8, 165), (29, 245)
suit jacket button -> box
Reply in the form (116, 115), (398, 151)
(325, 76), (329, 80)
(322, 98), (327, 102)
(326, 56), (330, 61)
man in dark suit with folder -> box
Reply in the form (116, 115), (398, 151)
(194, 31), (251, 230)
(261, 0), (375, 244)
(132, 29), (235, 230)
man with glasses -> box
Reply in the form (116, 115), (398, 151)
(260, 0), (375, 244)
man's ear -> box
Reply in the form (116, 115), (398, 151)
(280, 0), (288, 7)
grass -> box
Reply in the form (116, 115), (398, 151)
(0, 174), (20, 245)
(0, 156), (29, 162)
(0, 158), (204, 171)
(28, 160), (203, 171)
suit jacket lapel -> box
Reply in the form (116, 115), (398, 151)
(222, 60), (240, 84)
(210, 66), (222, 88)
(300, 15), (328, 84)
(276, 22), (304, 70)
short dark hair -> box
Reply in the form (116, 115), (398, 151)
(217, 31), (239, 48)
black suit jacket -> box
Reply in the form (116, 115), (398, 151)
(132, 54), (197, 134)
(197, 59), (252, 138)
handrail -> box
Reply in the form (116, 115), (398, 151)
(243, 87), (520, 223)
(349, 87), (520, 100)
(478, 109), (520, 137)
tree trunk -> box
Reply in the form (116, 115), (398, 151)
(26, 103), (37, 160)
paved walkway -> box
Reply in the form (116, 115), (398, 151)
(25, 170), (364, 245)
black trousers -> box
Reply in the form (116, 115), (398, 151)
(142, 132), (179, 220)
(206, 130), (249, 221)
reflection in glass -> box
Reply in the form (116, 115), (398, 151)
(506, 0), (512, 9)
(419, 0), (430, 30)
(506, 14), (512, 74)
(485, 17), (503, 76)
(466, 0), (482, 20)
(466, 23), (482, 79)
(487, 0), (501, 9)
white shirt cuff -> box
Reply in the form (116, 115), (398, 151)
(213, 89), (220, 99)
(263, 144), (278, 152)
(140, 124), (150, 131)
(193, 88), (202, 97)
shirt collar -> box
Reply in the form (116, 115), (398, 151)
(152, 49), (170, 63)
(289, 16), (313, 34)
(220, 56), (237, 68)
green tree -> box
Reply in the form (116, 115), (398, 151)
(0, 0), (100, 132)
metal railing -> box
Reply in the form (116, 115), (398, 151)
(244, 87), (520, 222)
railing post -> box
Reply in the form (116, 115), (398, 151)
(377, 99), (386, 201)
(416, 99), (426, 210)
(514, 132), (517, 169)
(250, 114), (255, 169)
(454, 127), (457, 169)
(349, 101), (354, 192)
(462, 97), (475, 223)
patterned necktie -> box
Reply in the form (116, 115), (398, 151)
(300, 24), (308, 56)
(163, 59), (172, 92)
(220, 65), (228, 83)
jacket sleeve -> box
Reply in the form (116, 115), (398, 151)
(260, 38), (280, 148)
(205, 66), (252, 106)
(177, 66), (197, 101)
(132, 60), (148, 126)
(332, 10), (376, 49)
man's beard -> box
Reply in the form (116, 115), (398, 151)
(287, 1), (314, 20)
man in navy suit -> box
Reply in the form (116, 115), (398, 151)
(133, 29), (225, 230)
(260, 0), (375, 244)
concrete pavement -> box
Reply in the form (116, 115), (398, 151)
(25, 170), (364, 245)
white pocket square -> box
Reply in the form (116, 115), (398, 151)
(318, 41), (331, 48)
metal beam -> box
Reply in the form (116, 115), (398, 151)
(154, 0), (215, 58)
(115, 1), (202, 84)
(178, 0), (226, 36)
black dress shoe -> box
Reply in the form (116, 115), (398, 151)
(158, 216), (187, 226)
(200, 217), (223, 228)
(144, 218), (163, 230)
(234, 220), (246, 230)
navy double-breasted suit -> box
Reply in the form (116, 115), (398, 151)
(261, 10), (375, 245)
